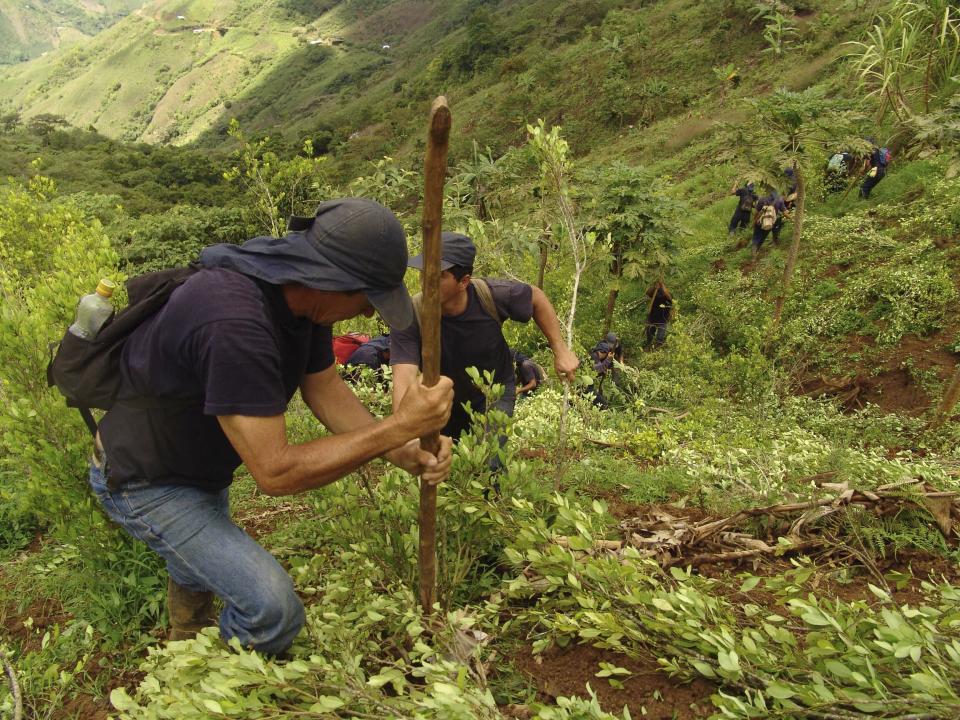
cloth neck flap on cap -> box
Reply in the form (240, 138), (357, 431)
(198, 198), (407, 292)
(199, 232), (367, 291)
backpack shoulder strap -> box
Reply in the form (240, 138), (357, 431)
(412, 279), (501, 330)
(470, 278), (501, 323)
(412, 291), (423, 329)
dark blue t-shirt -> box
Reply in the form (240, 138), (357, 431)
(346, 334), (390, 368)
(99, 268), (333, 490)
(734, 187), (756, 211)
(390, 279), (533, 438)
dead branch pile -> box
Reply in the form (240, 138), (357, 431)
(556, 479), (959, 568)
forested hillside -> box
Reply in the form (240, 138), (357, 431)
(2, 1), (960, 718)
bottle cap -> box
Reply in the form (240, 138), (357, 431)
(95, 278), (116, 298)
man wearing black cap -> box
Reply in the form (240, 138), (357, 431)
(87, 198), (454, 655)
(390, 232), (579, 447)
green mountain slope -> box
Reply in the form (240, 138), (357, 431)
(0, 0), (451, 144)
(0, 0), (143, 65)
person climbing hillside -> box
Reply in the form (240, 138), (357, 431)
(751, 191), (786, 258)
(728, 181), (757, 238)
(783, 167), (798, 212)
(603, 331), (624, 363)
(646, 280), (673, 346)
(511, 349), (546, 396)
(825, 151), (854, 193)
(391, 232), (579, 449)
(860, 140), (891, 200)
(587, 341), (615, 408)
(87, 199), (455, 656)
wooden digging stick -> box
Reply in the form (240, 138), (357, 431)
(418, 96), (451, 613)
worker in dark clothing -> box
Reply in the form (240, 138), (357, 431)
(752, 192), (786, 257)
(511, 349), (544, 396)
(646, 280), (673, 346)
(342, 334), (391, 384)
(860, 143), (890, 199)
(783, 167), (798, 212)
(603, 331), (624, 363)
(344, 334), (390, 374)
(88, 199), (455, 655)
(391, 232), (578, 443)
(825, 152), (854, 193)
(588, 341), (614, 408)
(728, 182), (757, 237)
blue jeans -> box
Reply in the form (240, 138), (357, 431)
(88, 463), (305, 655)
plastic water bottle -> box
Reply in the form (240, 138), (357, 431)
(68, 279), (116, 340)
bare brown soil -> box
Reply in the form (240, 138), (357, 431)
(513, 643), (714, 719)
(798, 329), (959, 414)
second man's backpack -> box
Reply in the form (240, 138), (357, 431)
(759, 204), (777, 231)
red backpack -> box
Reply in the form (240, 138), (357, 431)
(332, 333), (370, 364)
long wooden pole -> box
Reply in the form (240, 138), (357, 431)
(418, 96), (451, 613)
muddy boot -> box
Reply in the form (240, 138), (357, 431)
(167, 577), (216, 641)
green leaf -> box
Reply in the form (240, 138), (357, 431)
(740, 576), (761, 592)
(202, 698), (224, 714)
(824, 660), (852, 680)
(765, 682), (795, 699)
(718, 649), (740, 673)
(691, 660), (716, 678)
(309, 696), (346, 711)
(109, 688), (138, 711)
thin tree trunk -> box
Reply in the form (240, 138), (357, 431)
(603, 288), (619, 336)
(537, 240), (548, 289)
(603, 254), (623, 335)
(930, 364), (960, 429)
(772, 166), (805, 327)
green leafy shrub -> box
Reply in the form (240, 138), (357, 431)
(0, 176), (119, 530)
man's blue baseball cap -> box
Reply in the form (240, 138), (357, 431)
(407, 232), (477, 271)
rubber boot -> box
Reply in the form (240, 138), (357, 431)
(167, 577), (216, 641)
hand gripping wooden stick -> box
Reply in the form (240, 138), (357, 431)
(418, 96), (451, 613)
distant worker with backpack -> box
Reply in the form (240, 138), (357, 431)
(751, 191), (786, 257)
(511, 349), (545, 396)
(728, 181), (757, 237)
(391, 232), (578, 447)
(825, 151), (854, 193)
(860, 141), (891, 199)
(64, 199), (455, 655)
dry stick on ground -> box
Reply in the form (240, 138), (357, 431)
(417, 96), (451, 614)
(1, 647), (22, 720)
(545, 483), (959, 568)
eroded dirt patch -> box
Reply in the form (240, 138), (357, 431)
(798, 329), (959, 414)
(513, 643), (714, 719)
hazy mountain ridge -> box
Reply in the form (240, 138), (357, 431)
(0, 0), (145, 65)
